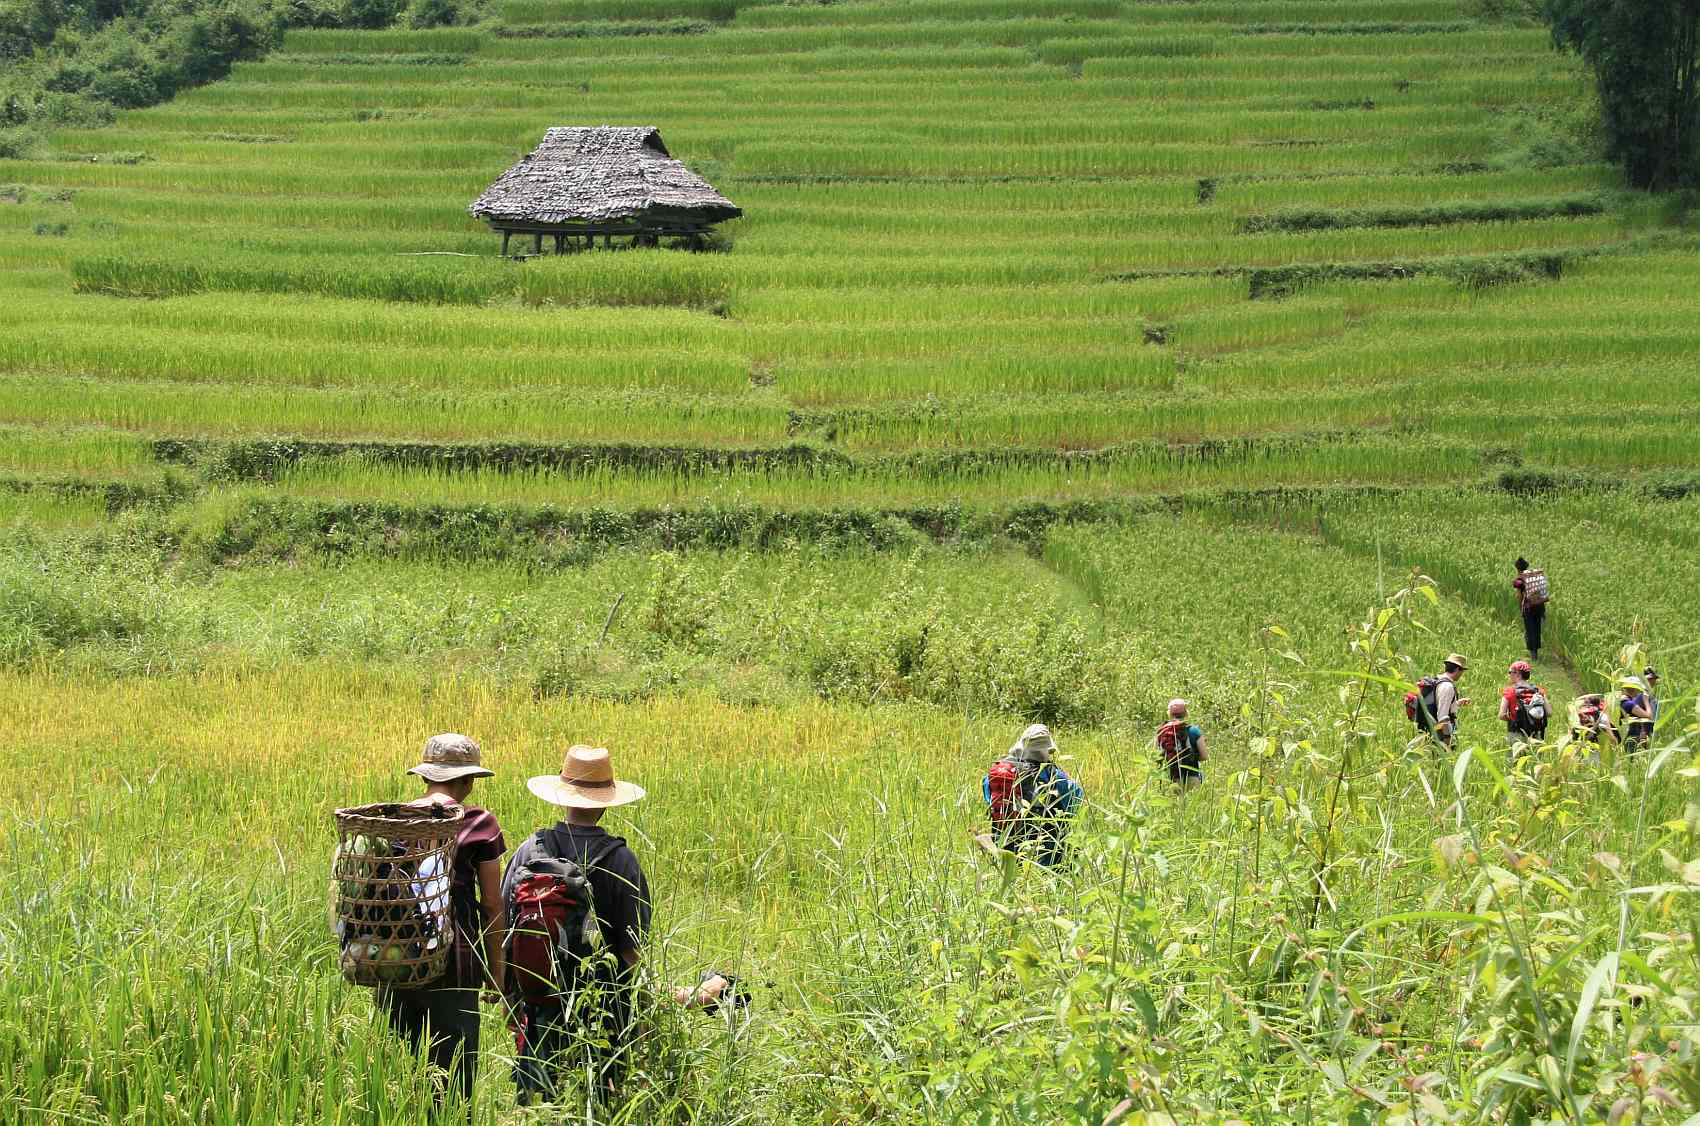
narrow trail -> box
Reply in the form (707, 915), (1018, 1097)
(1027, 532), (1112, 642)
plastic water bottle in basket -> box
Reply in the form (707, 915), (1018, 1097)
(331, 802), (464, 988)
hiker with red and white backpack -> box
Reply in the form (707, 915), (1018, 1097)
(1498, 660), (1550, 757)
(982, 723), (1083, 867)
(1155, 698), (1207, 788)
(1512, 557), (1549, 661)
(502, 744), (652, 1106)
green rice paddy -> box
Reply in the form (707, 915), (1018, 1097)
(5, 0), (1700, 1121)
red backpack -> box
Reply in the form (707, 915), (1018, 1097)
(505, 833), (617, 1005)
(1509, 683), (1549, 737)
(987, 758), (1022, 828)
(1155, 720), (1191, 767)
(1404, 676), (1443, 728)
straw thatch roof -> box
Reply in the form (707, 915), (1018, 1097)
(469, 126), (741, 229)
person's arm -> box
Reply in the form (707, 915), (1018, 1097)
(673, 974), (729, 1007)
(1194, 728), (1207, 762)
(1434, 680), (1457, 733)
(1049, 767), (1082, 813)
(477, 858), (506, 997)
(607, 850), (650, 972)
(1498, 691), (1512, 723)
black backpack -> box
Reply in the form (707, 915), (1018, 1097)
(1405, 676), (1443, 731)
(1509, 683), (1549, 738)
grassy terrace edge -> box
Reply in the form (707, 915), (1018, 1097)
(10, 472), (1699, 559)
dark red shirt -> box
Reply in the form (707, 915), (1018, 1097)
(449, 806), (506, 987)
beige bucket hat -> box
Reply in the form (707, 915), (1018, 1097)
(1009, 723), (1057, 764)
(1444, 653), (1470, 671)
(408, 733), (494, 782)
(527, 745), (646, 809)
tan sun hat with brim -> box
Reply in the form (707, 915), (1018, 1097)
(408, 733), (494, 782)
(1009, 723), (1057, 764)
(527, 745), (646, 809)
(1444, 653), (1470, 671)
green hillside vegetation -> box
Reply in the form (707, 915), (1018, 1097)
(3, 0), (1700, 1120)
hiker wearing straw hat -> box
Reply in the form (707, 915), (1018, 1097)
(381, 734), (508, 1114)
(1620, 669), (1658, 750)
(501, 744), (651, 1105)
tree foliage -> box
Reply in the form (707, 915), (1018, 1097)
(1544, 0), (1700, 189)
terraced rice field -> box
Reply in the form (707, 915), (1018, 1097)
(5, 0), (1700, 1122)
(2, 2), (1690, 463)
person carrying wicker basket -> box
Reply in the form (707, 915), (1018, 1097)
(380, 733), (508, 1113)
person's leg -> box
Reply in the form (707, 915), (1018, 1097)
(593, 976), (641, 1101)
(422, 986), (479, 1111)
(381, 986), (426, 1055)
(384, 987), (461, 1113)
(1035, 819), (1068, 867)
(513, 1004), (564, 1105)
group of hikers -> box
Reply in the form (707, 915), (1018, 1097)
(368, 711), (1193, 1114)
(1405, 558), (1665, 756)
(359, 555), (1668, 1115)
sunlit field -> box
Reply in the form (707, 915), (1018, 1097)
(4, 0), (1700, 1119)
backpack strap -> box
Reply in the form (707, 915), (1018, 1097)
(540, 826), (624, 876)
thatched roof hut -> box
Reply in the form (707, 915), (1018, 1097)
(469, 126), (741, 254)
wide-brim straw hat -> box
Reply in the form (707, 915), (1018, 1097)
(527, 744), (646, 809)
(1444, 653), (1469, 671)
(408, 733), (494, 782)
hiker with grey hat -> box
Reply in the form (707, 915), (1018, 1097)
(502, 744), (652, 1105)
(982, 723), (1084, 868)
(381, 734), (508, 1115)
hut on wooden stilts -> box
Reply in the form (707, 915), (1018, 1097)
(469, 126), (741, 256)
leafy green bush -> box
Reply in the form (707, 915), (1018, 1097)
(405, 0), (461, 28)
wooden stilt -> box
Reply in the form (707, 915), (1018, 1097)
(554, 234), (565, 254)
(532, 233), (543, 255)
(500, 230), (511, 257)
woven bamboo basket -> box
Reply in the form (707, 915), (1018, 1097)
(332, 802), (465, 988)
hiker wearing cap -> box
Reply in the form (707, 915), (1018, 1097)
(1498, 660), (1550, 756)
(982, 723), (1083, 867)
(502, 744), (650, 1104)
(1512, 558), (1548, 661)
(381, 734), (507, 1112)
(1620, 668), (1658, 750)
(1407, 654), (1470, 746)
(1155, 699), (1207, 788)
